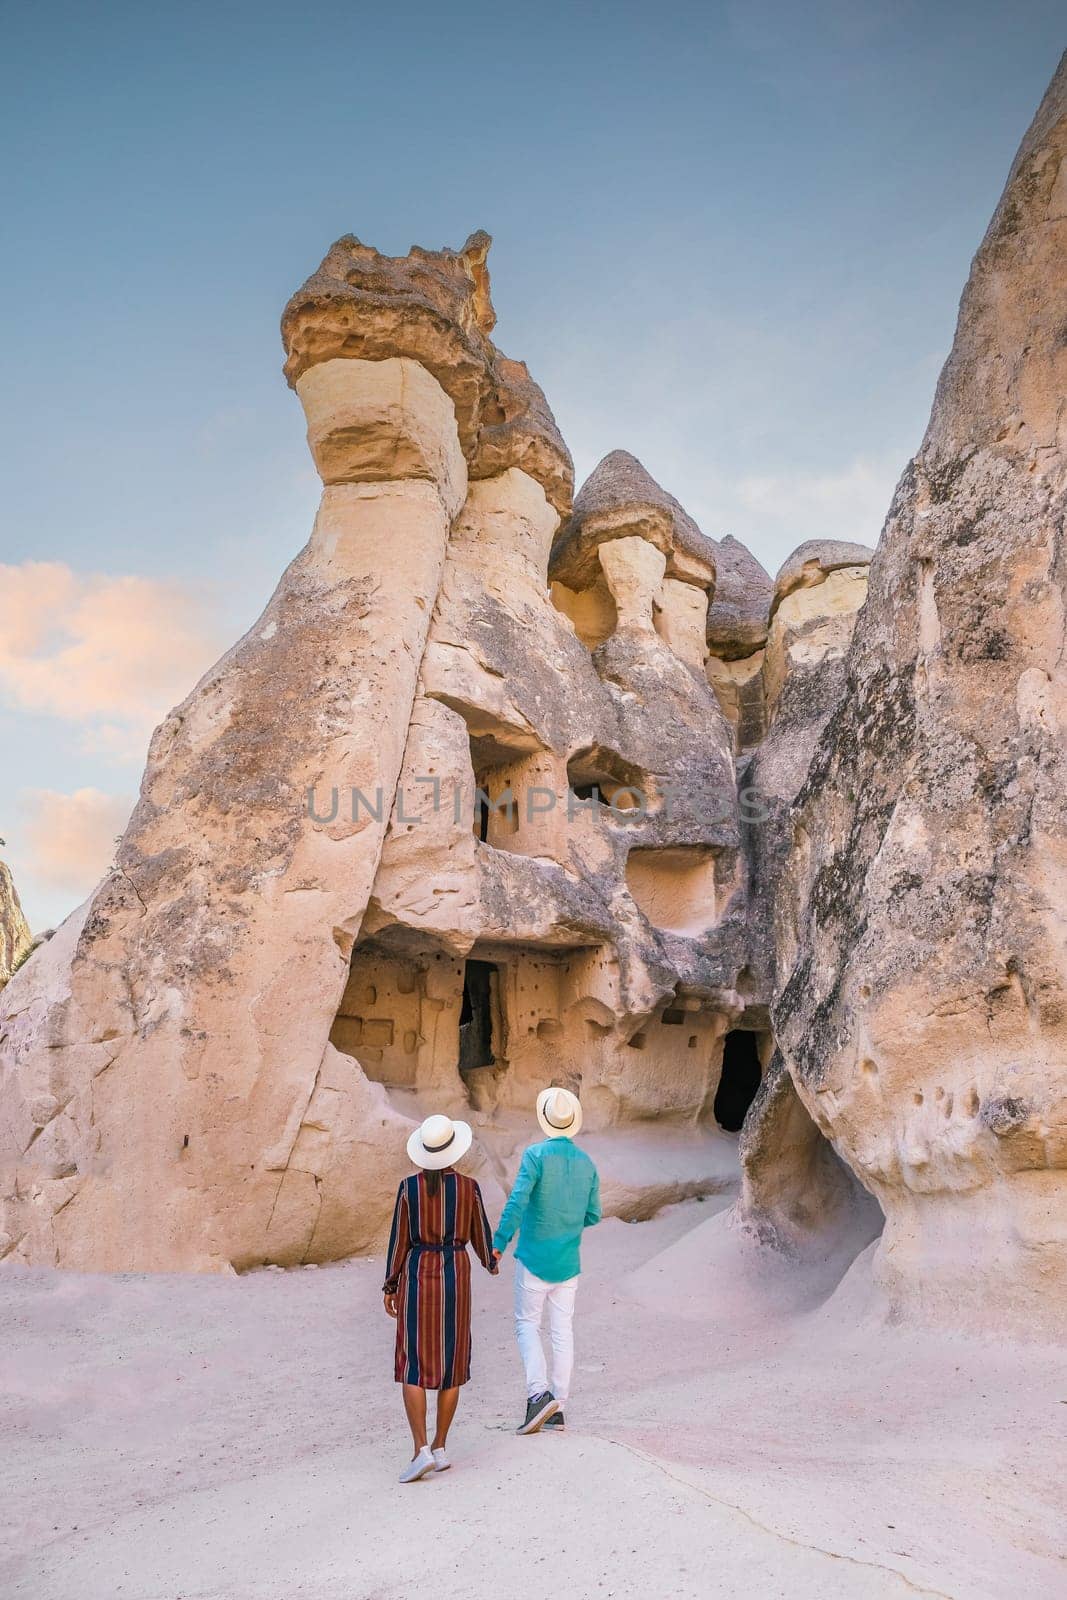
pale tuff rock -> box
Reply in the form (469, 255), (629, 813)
(282, 232), (574, 516)
(737, 1052), (882, 1265)
(773, 54), (1067, 1337)
(551, 450), (716, 591)
(0, 358), (468, 1270)
(739, 541), (872, 1011)
(0, 860), (31, 987)
(705, 534), (774, 753)
(705, 534), (773, 659)
(296, 356), (467, 510)
(769, 538), (876, 618)
(0, 238), (747, 1272)
(372, 443), (747, 1132)
(762, 542), (873, 720)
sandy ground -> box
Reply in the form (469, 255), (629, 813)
(1, 1198), (1064, 1600)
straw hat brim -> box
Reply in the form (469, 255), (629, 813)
(407, 1119), (473, 1170)
(536, 1087), (583, 1139)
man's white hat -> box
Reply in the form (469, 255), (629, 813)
(536, 1086), (583, 1139)
(407, 1113), (473, 1170)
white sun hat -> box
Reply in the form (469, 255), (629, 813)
(407, 1113), (473, 1171)
(536, 1086), (583, 1139)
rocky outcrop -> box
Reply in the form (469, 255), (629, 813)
(281, 231), (573, 516)
(1, 359), (473, 1269)
(0, 860), (31, 987)
(706, 535), (774, 659)
(737, 1052), (882, 1265)
(551, 450), (716, 592)
(0, 240), (749, 1273)
(773, 55), (1067, 1337)
(740, 540), (872, 1010)
(367, 445), (746, 1132)
(705, 534), (774, 753)
(761, 540), (873, 721)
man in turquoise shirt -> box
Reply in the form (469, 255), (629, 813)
(492, 1086), (601, 1434)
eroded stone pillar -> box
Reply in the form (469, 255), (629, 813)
(655, 577), (708, 668)
(598, 536), (666, 631)
(773, 60), (1067, 1337)
(0, 274), (470, 1272)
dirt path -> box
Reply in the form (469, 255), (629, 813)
(1, 1203), (1062, 1599)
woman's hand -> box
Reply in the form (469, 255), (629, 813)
(383, 1292), (398, 1318)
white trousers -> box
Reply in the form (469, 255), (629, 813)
(513, 1260), (580, 1403)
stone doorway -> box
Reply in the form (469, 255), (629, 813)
(459, 958), (498, 1082)
(714, 1029), (763, 1131)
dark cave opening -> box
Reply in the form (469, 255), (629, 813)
(458, 959), (497, 1079)
(714, 1029), (763, 1132)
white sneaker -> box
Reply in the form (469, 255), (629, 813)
(432, 1447), (451, 1472)
(399, 1446), (434, 1484)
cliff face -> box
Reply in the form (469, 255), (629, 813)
(741, 541), (873, 1011)
(0, 862), (31, 986)
(773, 56), (1067, 1336)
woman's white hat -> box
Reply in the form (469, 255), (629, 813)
(407, 1113), (473, 1171)
(536, 1086), (583, 1139)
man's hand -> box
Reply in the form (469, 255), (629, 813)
(492, 1248), (502, 1260)
(383, 1292), (398, 1319)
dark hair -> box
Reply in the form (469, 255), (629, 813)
(424, 1166), (452, 1197)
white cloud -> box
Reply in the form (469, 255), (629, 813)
(731, 456), (901, 549)
(0, 562), (223, 761)
(561, 405), (902, 575)
(15, 787), (133, 903)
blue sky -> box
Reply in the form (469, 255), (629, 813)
(1, 1), (1063, 930)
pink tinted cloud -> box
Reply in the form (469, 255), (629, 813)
(0, 562), (222, 757)
(18, 788), (134, 899)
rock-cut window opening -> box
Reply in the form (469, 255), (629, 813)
(625, 845), (718, 934)
(459, 959), (498, 1080)
(714, 1029), (763, 1132)
(566, 746), (649, 816)
(473, 771), (518, 841)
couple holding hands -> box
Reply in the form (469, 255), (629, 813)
(382, 1086), (601, 1483)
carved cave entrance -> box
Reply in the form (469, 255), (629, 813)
(566, 746), (649, 815)
(714, 1029), (763, 1132)
(459, 959), (499, 1082)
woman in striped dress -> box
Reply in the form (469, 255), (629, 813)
(383, 1113), (498, 1483)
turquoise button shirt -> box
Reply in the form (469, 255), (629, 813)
(492, 1138), (601, 1282)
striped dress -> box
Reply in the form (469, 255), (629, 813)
(383, 1170), (498, 1389)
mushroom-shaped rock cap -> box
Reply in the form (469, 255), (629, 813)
(282, 232), (573, 515)
(770, 538), (874, 618)
(550, 451), (716, 591)
(705, 534), (773, 659)
(475, 352), (574, 519)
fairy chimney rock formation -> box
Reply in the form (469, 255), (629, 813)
(737, 541), (874, 1016)
(0, 237), (749, 1272)
(551, 450), (717, 669)
(773, 55), (1067, 1337)
(705, 533), (773, 658)
(704, 534), (774, 752)
(281, 231), (573, 516)
(762, 539), (874, 719)
(551, 450), (716, 587)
